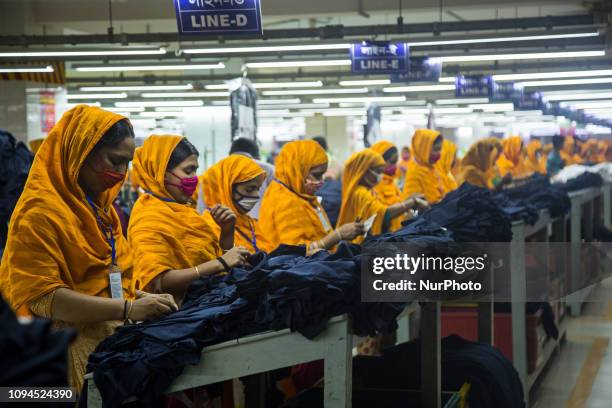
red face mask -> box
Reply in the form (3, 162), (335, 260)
(92, 156), (125, 189)
(430, 152), (441, 164)
(383, 164), (397, 176)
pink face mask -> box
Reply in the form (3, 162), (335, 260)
(430, 152), (441, 164)
(383, 164), (397, 176)
(167, 171), (199, 197)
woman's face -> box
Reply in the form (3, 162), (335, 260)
(165, 154), (198, 204)
(233, 175), (265, 214)
(362, 165), (384, 188)
(79, 136), (135, 199)
(430, 137), (443, 164)
(304, 163), (328, 195)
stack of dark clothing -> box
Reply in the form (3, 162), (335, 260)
(556, 172), (603, 193)
(88, 244), (405, 407)
(317, 179), (342, 227)
(0, 296), (75, 395)
(492, 175), (571, 224)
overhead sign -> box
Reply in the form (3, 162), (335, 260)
(514, 91), (544, 111)
(492, 82), (523, 101)
(455, 75), (495, 98)
(350, 42), (409, 74)
(390, 57), (442, 83)
(173, 0), (263, 36)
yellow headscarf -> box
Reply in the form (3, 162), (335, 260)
(458, 140), (494, 188)
(525, 140), (545, 174)
(29, 138), (45, 154)
(582, 139), (601, 163)
(201, 155), (267, 253)
(0, 105), (134, 312)
(336, 149), (387, 243)
(370, 141), (403, 232)
(128, 135), (221, 292)
(259, 140), (331, 251)
(435, 139), (459, 194)
(561, 136), (583, 165)
(402, 129), (444, 203)
(496, 136), (524, 177)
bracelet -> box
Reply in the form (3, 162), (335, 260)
(335, 230), (343, 241)
(123, 300), (128, 320)
(217, 256), (230, 272)
(194, 265), (201, 278)
(126, 301), (134, 321)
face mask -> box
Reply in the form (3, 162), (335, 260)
(368, 169), (383, 185)
(430, 152), (441, 164)
(233, 189), (259, 212)
(383, 164), (397, 176)
(304, 178), (324, 195)
(401, 153), (410, 161)
(167, 171), (199, 197)
(91, 155), (125, 189)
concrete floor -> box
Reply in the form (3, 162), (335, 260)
(531, 277), (612, 408)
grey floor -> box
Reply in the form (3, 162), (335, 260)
(531, 277), (612, 408)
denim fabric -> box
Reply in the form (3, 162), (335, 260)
(317, 179), (342, 227)
(556, 172), (603, 193)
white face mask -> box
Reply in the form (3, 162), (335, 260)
(369, 169), (383, 185)
(237, 196), (259, 212)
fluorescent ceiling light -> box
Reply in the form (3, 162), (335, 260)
(66, 102), (101, 108)
(339, 79), (391, 86)
(338, 100), (427, 108)
(154, 107), (185, 112)
(434, 107), (474, 114)
(257, 110), (291, 116)
(258, 99), (302, 105)
(518, 77), (612, 87)
(141, 91), (228, 98)
(438, 77), (456, 83)
(115, 100), (204, 108)
(67, 93), (127, 99)
(544, 92), (612, 101)
(493, 69), (612, 81)
(312, 96), (407, 104)
(408, 31), (598, 47)
(262, 88), (368, 96)
(383, 84), (456, 93)
(138, 111), (186, 117)
(245, 59), (351, 69)
(436, 98), (489, 105)
(101, 106), (145, 113)
(80, 84), (193, 92)
(437, 50), (605, 63)
(0, 65), (53, 73)
(323, 111), (366, 117)
(184, 43), (350, 54)
(561, 101), (612, 109)
(76, 62), (225, 72)
(469, 103), (514, 112)
(0, 47), (166, 57)
(206, 81), (323, 90)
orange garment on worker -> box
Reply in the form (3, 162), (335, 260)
(582, 139), (602, 163)
(0, 105), (134, 313)
(597, 141), (608, 163)
(482, 138), (503, 188)
(496, 136), (525, 178)
(524, 140), (546, 175)
(435, 139), (458, 194)
(201, 155), (267, 253)
(258, 140), (332, 252)
(29, 137), (45, 154)
(561, 137), (583, 165)
(402, 129), (444, 204)
(128, 135), (221, 292)
(457, 140), (494, 188)
(337, 149), (387, 244)
(371, 141), (403, 232)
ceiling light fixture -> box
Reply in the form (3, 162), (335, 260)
(67, 93), (128, 99)
(0, 65), (53, 73)
(493, 69), (612, 81)
(437, 50), (605, 63)
(206, 81), (323, 90)
(258, 99), (302, 105)
(80, 84), (194, 92)
(339, 79), (391, 86)
(435, 98), (489, 105)
(0, 47), (167, 57)
(408, 31), (599, 47)
(543, 92), (612, 101)
(468, 103), (514, 112)
(101, 106), (145, 113)
(262, 88), (368, 96)
(245, 59), (351, 69)
(75, 62), (225, 72)
(183, 43), (351, 54)
(141, 91), (229, 98)
(383, 84), (456, 93)
(518, 77), (612, 87)
(312, 96), (407, 103)
(115, 100), (204, 108)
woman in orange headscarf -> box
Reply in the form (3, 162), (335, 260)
(482, 137), (503, 188)
(561, 136), (583, 166)
(496, 136), (526, 178)
(201, 155), (268, 253)
(370, 141), (405, 231)
(337, 149), (428, 243)
(129, 135), (250, 300)
(581, 139), (602, 163)
(435, 139), (459, 195)
(402, 129), (445, 204)
(259, 140), (364, 254)
(457, 140), (495, 188)
(0, 106), (177, 391)
(524, 140), (546, 175)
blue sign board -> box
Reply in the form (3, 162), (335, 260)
(350, 42), (409, 74)
(173, 0), (263, 36)
(492, 82), (524, 101)
(455, 75), (495, 98)
(390, 57), (442, 83)
(514, 91), (544, 111)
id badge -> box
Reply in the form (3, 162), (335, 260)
(109, 265), (124, 300)
(316, 207), (332, 232)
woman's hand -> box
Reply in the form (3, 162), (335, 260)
(210, 205), (237, 231)
(404, 196), (430, 212)
(337, 222), (366, 240)
(129, 293), (178, 321)
(220, 246), (251, 269)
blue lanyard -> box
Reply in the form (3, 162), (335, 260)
(85, 196), (116, 265)
(237, 220), (258, 252)
(143, 189), (177, 203)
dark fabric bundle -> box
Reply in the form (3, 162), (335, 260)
(88, 244), (405, 407)
(0, 130), (34, 249)
(317, 179), (342, 227)
(0, 296), (75, 390)
(556, 172), (603, 193)
(492, 174), (571, 224)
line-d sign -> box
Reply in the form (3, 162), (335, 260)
(174, 0), (263, 35)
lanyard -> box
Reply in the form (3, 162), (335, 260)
(237, 220), (258, 252)
(143, 189), (177, 203)
(85, 196), (116, 265)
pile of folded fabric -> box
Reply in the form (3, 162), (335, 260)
(555, 172), (603, 193)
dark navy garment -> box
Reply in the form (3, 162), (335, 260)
(317, 179), (342, 227)
(557, 172), (603, 192)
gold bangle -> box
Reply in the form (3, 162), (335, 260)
(194, 265), (201, 278)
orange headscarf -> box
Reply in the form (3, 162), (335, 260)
(597, 141), (609, 163)
(201, 155), (267, 253)
(337, 149), (387, 243)
(457, 140), (494, 188)
(128, 135), (221, 292)
(29, 138), (45, 154)
(258, 140), (331, 251)
(402, 129), (444, 204)
(524, 140), (545, 174)
(581, 139), (602, 163)
(482, 138), (503, 188)
(561, 137), (583, 165)
(435, 139), (458, 194)
(370, 141), (402, 206)
(0, 106), (134, 312)
(496, 136), (525, 177)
